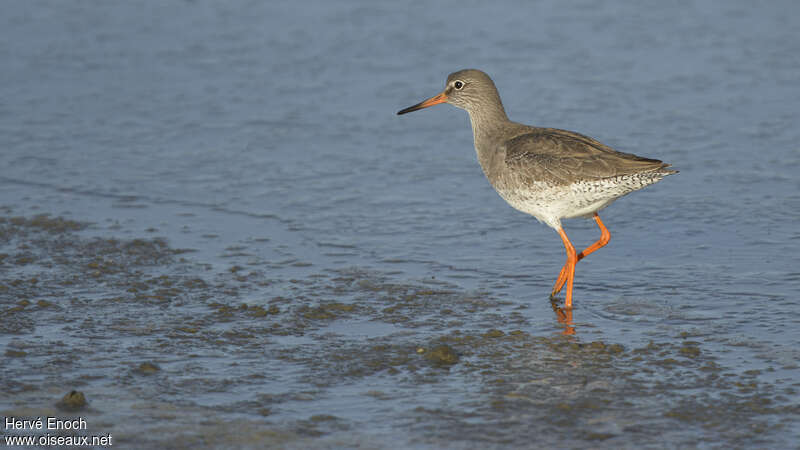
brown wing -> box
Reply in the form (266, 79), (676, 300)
(502, 128), (674, 186)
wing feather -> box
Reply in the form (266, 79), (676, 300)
(502, 128), (674, 186)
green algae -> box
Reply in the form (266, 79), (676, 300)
(55, 390), (87, 411)
(424, 345), (459, 366)
(135, 362), (161, 375)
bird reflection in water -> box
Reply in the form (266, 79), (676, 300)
(551, 299), (575, 335)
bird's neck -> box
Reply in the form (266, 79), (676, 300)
(467, 101), (511, 153)
(465, 104), (514, 177)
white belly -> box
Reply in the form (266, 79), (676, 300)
(494, 175), (657, 229)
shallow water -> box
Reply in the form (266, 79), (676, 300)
(1, 1), (799, 448)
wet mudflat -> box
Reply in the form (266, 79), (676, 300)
(1, 213), (797, 448)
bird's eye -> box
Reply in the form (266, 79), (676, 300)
(453, 80), (464, 90)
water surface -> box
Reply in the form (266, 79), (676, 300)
(1, 1), (799, 448)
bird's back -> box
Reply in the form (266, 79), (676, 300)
(501, 127), (674, 184)
(482, 126), (676, 228)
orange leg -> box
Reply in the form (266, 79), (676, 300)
(555, 226), (578, 309)
(551, 213), (611, 300)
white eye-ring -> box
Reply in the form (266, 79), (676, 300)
(453, 80), (465, 90)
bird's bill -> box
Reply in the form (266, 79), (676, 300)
(397, 91), (448, 115)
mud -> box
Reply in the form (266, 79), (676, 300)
(1, 214), (798, 448)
